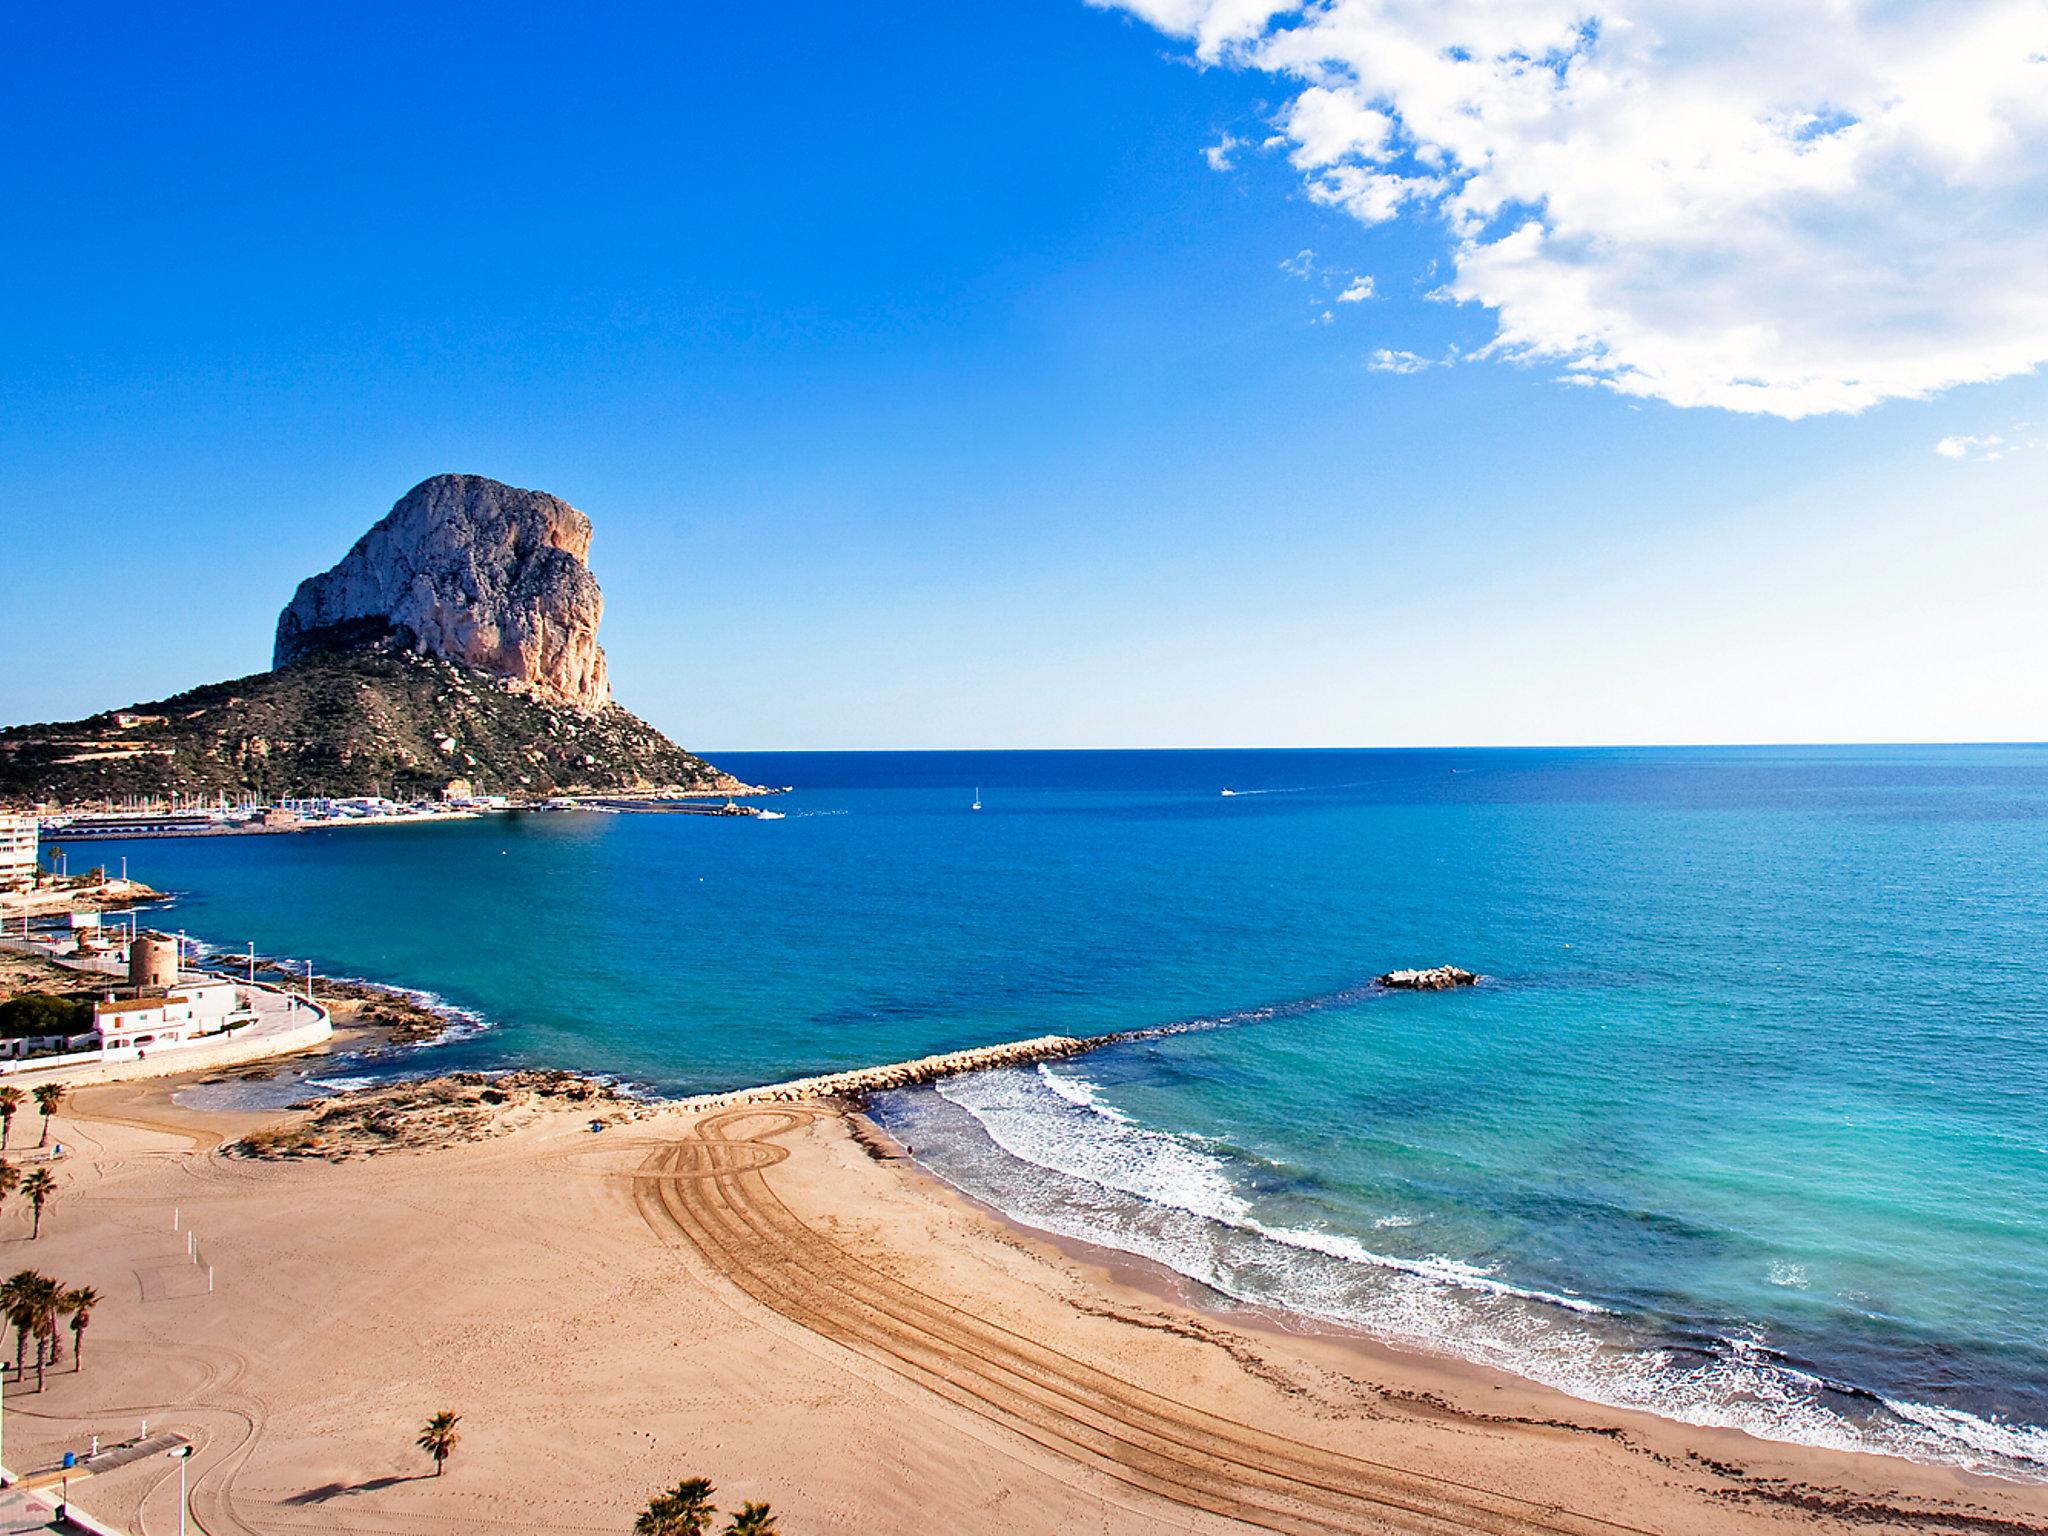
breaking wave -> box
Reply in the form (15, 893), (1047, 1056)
(889, 1063), (2048, 1484)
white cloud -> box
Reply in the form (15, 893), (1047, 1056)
(1203, 132), (1244, 171)
(1935, 434), (2002, 460)
(1934, 423), (2039, 460)
(1368, 348), (1435, 374)
(1278, 247), (1316, 278)
(1336, 275), (1375, 303)
(1102, 0), (2048, 419)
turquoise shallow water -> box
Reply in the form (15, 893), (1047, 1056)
(84, 747), (2048, 1476)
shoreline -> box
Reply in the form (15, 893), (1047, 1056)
(13, 898), (2045, 1504)
(160, 992), (2048, 1491)
(853, 1099), (2048, 1502)
(843, 1106), (2048, 1516)
(13, 1060), (2048, 1532)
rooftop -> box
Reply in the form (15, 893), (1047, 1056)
(94, 995), (188, 1015)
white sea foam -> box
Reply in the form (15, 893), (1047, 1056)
(1882, 1399), (2048, 1469)
(912, 1067), (2048, 1484)
(1767, 1261), (1810, 1289)
(305, 1074), (379, 1093)
(1247, 1219), (1610, 1315)
(941, 1070), (1606, 1320)
(1036, 1064), (1133, 1123)
(939, 1068), (1251, 1225)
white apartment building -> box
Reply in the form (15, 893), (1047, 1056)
(0, 815), (36, 890)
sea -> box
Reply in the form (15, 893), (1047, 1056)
(79, 746), (2048, 1479)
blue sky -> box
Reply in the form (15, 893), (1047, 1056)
(4, 2), (2043, 747)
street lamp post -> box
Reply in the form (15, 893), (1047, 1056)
(166, 1444), (192, 1535)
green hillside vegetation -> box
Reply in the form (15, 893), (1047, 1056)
(0, 640), (731, 805)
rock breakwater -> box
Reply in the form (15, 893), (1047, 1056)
(1376, 966), (1480, 990)
(672, 1034), (1111, 1110)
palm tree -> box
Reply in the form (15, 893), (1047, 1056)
(722, 1503), (779, 1536)
(0, 1159), (19, 1211)
(417, 1410), (461, 1477)
(32, 1278), (61, 1386)
(0, 1271), (63, 1390)
(0, 1270), (46, 1373)
(62, 1285), (97, 1371)
(0, 1088), (23, 1149)
(635, 1478), (718, 1536)
(20, 1170), (53, 1239)
(32, 1084), (65, 1148)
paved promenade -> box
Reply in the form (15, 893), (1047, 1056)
(0, 940), (332, 1090)
(0, 1479), (125, 1535)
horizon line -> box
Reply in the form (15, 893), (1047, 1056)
(694, 740), (2048, 754)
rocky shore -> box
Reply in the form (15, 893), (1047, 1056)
(227, 1069), (636, 1158)
(302, 972), (462, 1045)
(0, 877), (166, 919)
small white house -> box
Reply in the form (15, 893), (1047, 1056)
(92, 978), (247, 1053)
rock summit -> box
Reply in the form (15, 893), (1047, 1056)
(274, 474), (612, 713)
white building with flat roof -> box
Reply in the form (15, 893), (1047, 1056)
(92, 977), (248, 1054)
(0, 815), (35, 890)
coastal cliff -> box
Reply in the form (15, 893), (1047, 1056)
(0, 475), (739, 803)
(276, 475), (611, 713)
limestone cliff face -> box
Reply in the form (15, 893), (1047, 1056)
(274, 475), (612, 713)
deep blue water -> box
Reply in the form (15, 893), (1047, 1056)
(87, 746), (2048, 1476)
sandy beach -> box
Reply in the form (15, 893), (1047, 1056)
(7, 1067), (2046, 1535)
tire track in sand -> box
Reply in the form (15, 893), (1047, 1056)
(635, 1106), (1669, 1536)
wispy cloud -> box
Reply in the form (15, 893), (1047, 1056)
(1203, 132), (1244, 172)
(1935, 423), (2039, 461)
(1367, 348), (1435, 375)
(1935, 434), (2004, 461)
(1336, 275), (1375, 303)
(1102, 1), (2048, 419)
(1278, 248), (1316, 279)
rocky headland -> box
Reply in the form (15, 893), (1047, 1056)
(274, 474), (612, 711)
(0, 474), (742, 803)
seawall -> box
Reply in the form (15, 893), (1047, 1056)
(12, 1008), (336, 1090)
(671, 1032), (1115, 1110)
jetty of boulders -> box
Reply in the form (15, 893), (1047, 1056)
(673, 1033), (1110, 1110)
(671, 966), (1485, 1113)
